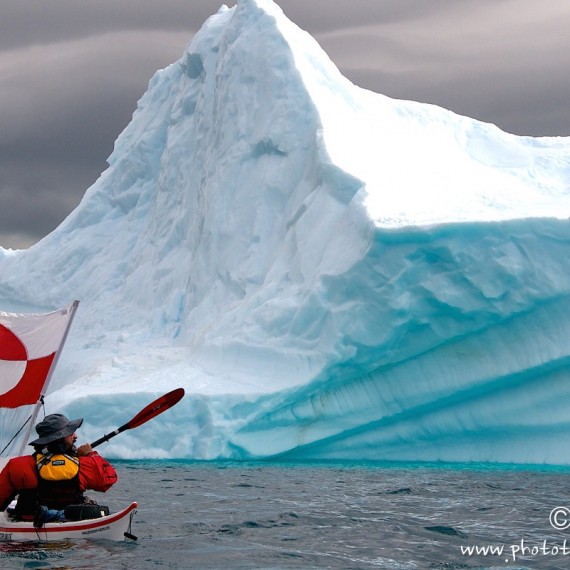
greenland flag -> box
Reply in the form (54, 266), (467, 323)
(0, 301), (78, 408)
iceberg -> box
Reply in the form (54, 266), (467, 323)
(1, 0), (570, 464)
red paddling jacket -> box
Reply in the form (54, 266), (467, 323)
(0, 451), (117, 517)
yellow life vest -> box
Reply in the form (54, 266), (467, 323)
(35, 453), (80, 481)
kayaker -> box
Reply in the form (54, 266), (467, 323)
(0, 413), (117, 526)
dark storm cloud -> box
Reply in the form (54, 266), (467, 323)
(0, 28), (195, 248)
(312, 0), (570, 133)
(0, 0), (237, 248)
(0, 0), (234, 50)
(1, 0), (569, 249)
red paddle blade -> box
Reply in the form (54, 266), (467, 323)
(127, 388), (185, 429)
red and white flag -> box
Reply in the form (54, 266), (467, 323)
(0, 301), (78, 408)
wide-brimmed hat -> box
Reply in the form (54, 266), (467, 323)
(29, 414), (83, 446)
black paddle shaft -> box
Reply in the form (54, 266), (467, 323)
(91, 424), (129, 449)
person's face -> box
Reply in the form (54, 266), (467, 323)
(64, 432), (77, 449)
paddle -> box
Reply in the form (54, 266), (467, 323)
(91, 388), (185, 449)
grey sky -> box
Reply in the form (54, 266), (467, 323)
(1, 0), (569, 249)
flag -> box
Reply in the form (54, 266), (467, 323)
(0, 301), (78, 408)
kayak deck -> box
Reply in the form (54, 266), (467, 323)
(0, 502), (138, 542)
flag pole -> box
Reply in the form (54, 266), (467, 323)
(17, 300), (80, 455)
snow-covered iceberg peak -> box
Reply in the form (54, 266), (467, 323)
(0, 0), (370, 371)
(1, 0), (570, 464)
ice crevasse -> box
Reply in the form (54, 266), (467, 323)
(1, 0), (570, 464)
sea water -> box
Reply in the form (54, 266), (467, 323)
(1, 461), (570, 569)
